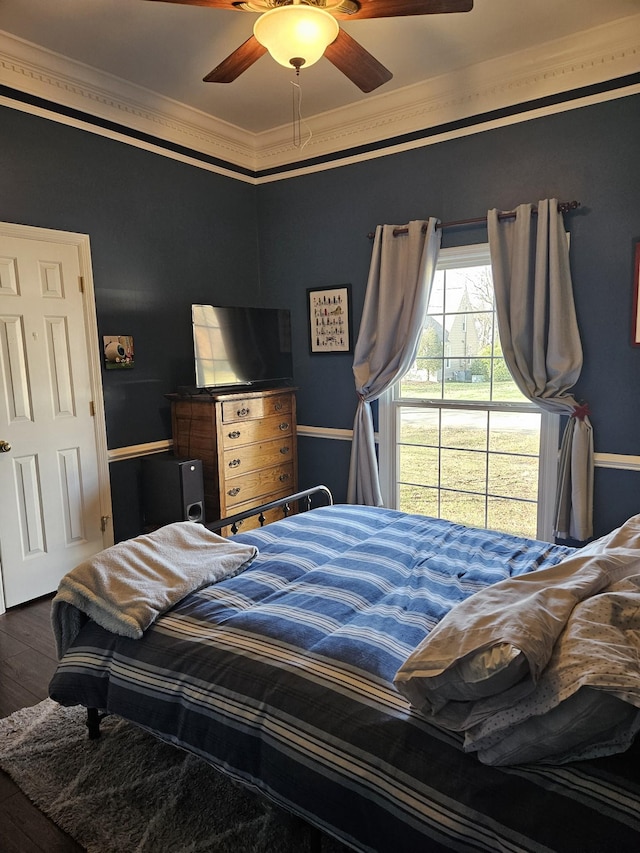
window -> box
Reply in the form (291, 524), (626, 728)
(378, 244), (558, 541)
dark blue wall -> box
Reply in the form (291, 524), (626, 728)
(2, 94), (639, 540)
(259, 95), (640, 533)
(1, 105), (260, 538)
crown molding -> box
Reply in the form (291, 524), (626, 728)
(255, 13), (640, 171)
(0, 14), (638, 178)
(0, 29), (257, 173)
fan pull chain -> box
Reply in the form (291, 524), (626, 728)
(291, 80), (312, 150)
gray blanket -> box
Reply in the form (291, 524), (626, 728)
(52, 521), (257, 658)
(395, 513), (640, 764)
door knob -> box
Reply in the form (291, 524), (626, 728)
(0, 440), (11, 453)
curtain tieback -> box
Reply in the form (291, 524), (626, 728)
(572, 402), (591, 421)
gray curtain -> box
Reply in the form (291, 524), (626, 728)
(347, 219), (441, 505)
(488, 198), (593, 541)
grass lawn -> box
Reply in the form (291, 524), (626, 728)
(400, 377), (529, 403)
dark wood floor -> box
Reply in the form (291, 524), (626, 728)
(0, 595), (83, 852)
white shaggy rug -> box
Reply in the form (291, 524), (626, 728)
(0, 699), (350, 853)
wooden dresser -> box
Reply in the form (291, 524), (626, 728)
(168, 387), (297, 533)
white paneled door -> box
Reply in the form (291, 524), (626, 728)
(0, 223), (112, 611)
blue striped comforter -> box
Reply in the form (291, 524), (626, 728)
(49, 505), (640, 852)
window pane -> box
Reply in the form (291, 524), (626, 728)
(441, 489), (486, 529)
(443, 312), (475, 363)
(441, 448), (486, 491)
(472, 311), (494, 353)
(491, 358), (528, 402)
(413, 357), (444, 377)
(401, 359), (443, 399)
(399, 408), (439, 445)
(489, 411), (540, 455)
(419, 323), (444, 357)
(399, 484), (439, 517)
(487, 497), (537, 538)
(444, 378), (479, 401)
(444, 266), (491, 308)
(399, 444), (439, 486)
(488, 453), (539, 501)
(467, 358), (492, 401)
(441, 409), (487, 450)
(461, 267), (494, 312)
(427, 271), (445, 314)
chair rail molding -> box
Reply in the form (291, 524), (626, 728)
(108, 433), (640, 475)
(108, 440), (172, 463)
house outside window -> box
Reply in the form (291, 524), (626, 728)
(378, 244), (558, 541)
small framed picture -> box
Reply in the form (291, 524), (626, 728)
(103, 335), (134, 369)
(633, 242), (640, 346)
(307, 284), (352, 354)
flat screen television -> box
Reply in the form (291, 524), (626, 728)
(192, 304), (293, 390)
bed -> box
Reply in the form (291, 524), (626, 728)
(48, 489), (640, 853)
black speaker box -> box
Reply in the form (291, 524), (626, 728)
(142, 453), (205, 528)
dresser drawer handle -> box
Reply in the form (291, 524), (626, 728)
(278, 422), (289, 431)
(279, 473), (290, 483)
(228, 430), (241, 439)
(227, 486), (241, 497)
(279, 446), (290, 455)
(274, 402), (283, 412)
(228, 458), (241, 468)
(236, 407), (250, 418)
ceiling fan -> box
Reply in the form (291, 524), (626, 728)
(145, 1), (474, 93)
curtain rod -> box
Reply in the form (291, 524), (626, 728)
(367, 200), (580, 239)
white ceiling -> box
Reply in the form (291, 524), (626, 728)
(0, 0), (638, 136)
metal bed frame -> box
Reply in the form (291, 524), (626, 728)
(205, 484), (334, 534)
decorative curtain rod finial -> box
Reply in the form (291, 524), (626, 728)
(558, 200), (580, 214)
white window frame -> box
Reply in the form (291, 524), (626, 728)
(378, 243), (559, 542)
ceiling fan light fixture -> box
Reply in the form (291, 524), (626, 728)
(253, 5), (339, 70)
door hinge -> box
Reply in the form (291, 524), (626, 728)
(79, 275), (84, 293)
(100, 515), (110, 533)
(89, 400), (95, 416)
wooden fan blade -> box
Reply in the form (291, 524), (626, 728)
(324, 29), (392, 93)
(143, 1), (238, 9)
(204, 35), (267, 83)
(333, 0), (473, 20)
